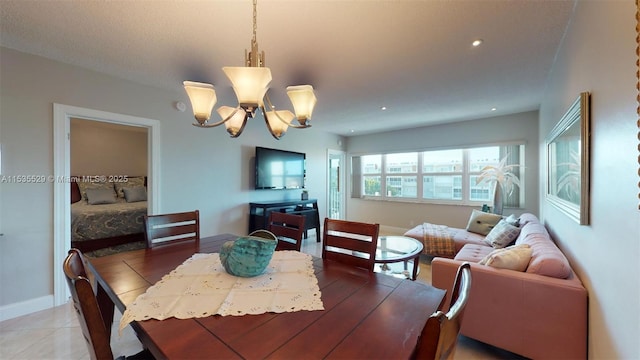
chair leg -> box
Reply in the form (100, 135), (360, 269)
(125, 348), (154, 360)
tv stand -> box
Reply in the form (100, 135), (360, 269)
(249, 199), (321, 241)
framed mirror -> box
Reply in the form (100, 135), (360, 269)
(546, 92), (591, 225)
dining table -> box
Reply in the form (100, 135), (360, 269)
(87, 233), (446, 360)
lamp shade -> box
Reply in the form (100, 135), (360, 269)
(183, 81), (217, 124)
(264, 110), (294, 139)
(286, 85), (317, 125)
(217, 106), (247, 137)
(223, 67), (272, 109)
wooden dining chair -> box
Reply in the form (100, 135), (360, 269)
(144, 210), (200, 248)
(268, 212), (306, 251)
(322, 218), (380, 271)
(63, 248), (152, 360)
(412, 262), (472, 360)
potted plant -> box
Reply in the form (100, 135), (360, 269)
(476, 155), (521, 215)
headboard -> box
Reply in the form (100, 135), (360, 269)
(70, 176), (147, 204)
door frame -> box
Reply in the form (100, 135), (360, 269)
(326, 149), (346, 220)
(52, 104), (161, 306)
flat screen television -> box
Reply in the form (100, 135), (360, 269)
(255, 147), (306, 190)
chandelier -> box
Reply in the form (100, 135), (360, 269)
(182, 0), (317, 140)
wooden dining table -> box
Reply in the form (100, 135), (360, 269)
(87, 234), (446, 359)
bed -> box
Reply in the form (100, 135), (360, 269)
(70, 176), (147, 253)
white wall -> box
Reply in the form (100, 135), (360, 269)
(0, 47), (343, 315)
(345, 111), (539, 229)
(70, 118), (148, 176)
(538, 1), (639, 359)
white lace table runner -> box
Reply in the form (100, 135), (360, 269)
(119, 251), (324, 333)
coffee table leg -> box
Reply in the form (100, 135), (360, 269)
(411, 255), (420, 281)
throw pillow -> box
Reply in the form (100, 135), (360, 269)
(504, 214), (520, 227)
(485, 219), (521, 248)
(479, 244), (532, 271)
(85, 188), (117, 205)
(123, 186), (147, 203)
(466, 209), (502, 236)
(115, 176), (145, 198)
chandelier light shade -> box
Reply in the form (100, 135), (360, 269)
(223, 66), (272, 111)
(286, 85), (317, 125)
(182, 0), (316, 140)
(265, 110), (294, 139)
(217, 106), (248, 137)
(183, 81), (217, 124)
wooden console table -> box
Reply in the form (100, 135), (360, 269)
(249, 199), (321, 241)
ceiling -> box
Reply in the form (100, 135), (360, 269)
(0, 0), (575, 137)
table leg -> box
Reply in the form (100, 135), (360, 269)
(411, 255), (420, 281)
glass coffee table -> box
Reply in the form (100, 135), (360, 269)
(375, 235), (424, 280)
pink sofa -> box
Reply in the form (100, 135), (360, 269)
(430, 213), (588, 359)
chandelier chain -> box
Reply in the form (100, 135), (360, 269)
(252, 0), (258, 46)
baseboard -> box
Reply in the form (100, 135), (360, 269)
(379, 225), (409, 236)
(0, 295), (55, 322)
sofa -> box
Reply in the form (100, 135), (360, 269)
(425, 212), (587, 359)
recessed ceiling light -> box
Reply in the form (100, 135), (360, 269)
(472, 39), (483, 47)
(381, 106), (387, 111)
(491, 107), (497, 111)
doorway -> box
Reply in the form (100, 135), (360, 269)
(52, 104), (161, 306)
(327, 149), (345, 220)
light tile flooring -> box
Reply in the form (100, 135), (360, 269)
(0, 234), (525, 360)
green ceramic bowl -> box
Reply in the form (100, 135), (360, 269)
(219, 233), (277, 277)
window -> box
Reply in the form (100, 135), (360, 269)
(422, 149), (462, 200)
(353, 144), (524, 207)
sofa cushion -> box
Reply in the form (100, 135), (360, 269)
(479, 244), (532, 271)
(517, 213), (539, 227)
(454, 244), (494, 263)
(466, 210), (502, 236)
(516, 222), (572, 279)
(449, 227), (487, 253)
(485, 219), (521, 248)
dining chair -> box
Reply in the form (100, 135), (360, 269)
(322, 218), (380, 271)
(63, 248), (153, 360)
(144, 210), (200, 248)
(268, 211), (305, 251)
(412, 262), (472, 360)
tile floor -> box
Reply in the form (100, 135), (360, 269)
(0, 234), (525, 360)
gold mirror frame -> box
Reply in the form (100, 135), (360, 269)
(546, 92), (591, 225)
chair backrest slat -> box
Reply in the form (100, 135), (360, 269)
(269, 212), (305, 251)
(144, 210), (200, 248)
(322, 218), (379, 271)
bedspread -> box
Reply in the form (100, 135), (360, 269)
(71, 199), (147, 242)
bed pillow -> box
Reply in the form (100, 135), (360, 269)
(77, 179), (114, 201)
(466, 210), (502, 236)
(123, 186), (147, 203)
(85, 188), (117, 205)
(484, 219), (521, 248)
(479, 244), (532, 271)
(115, 176), (145, 198)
